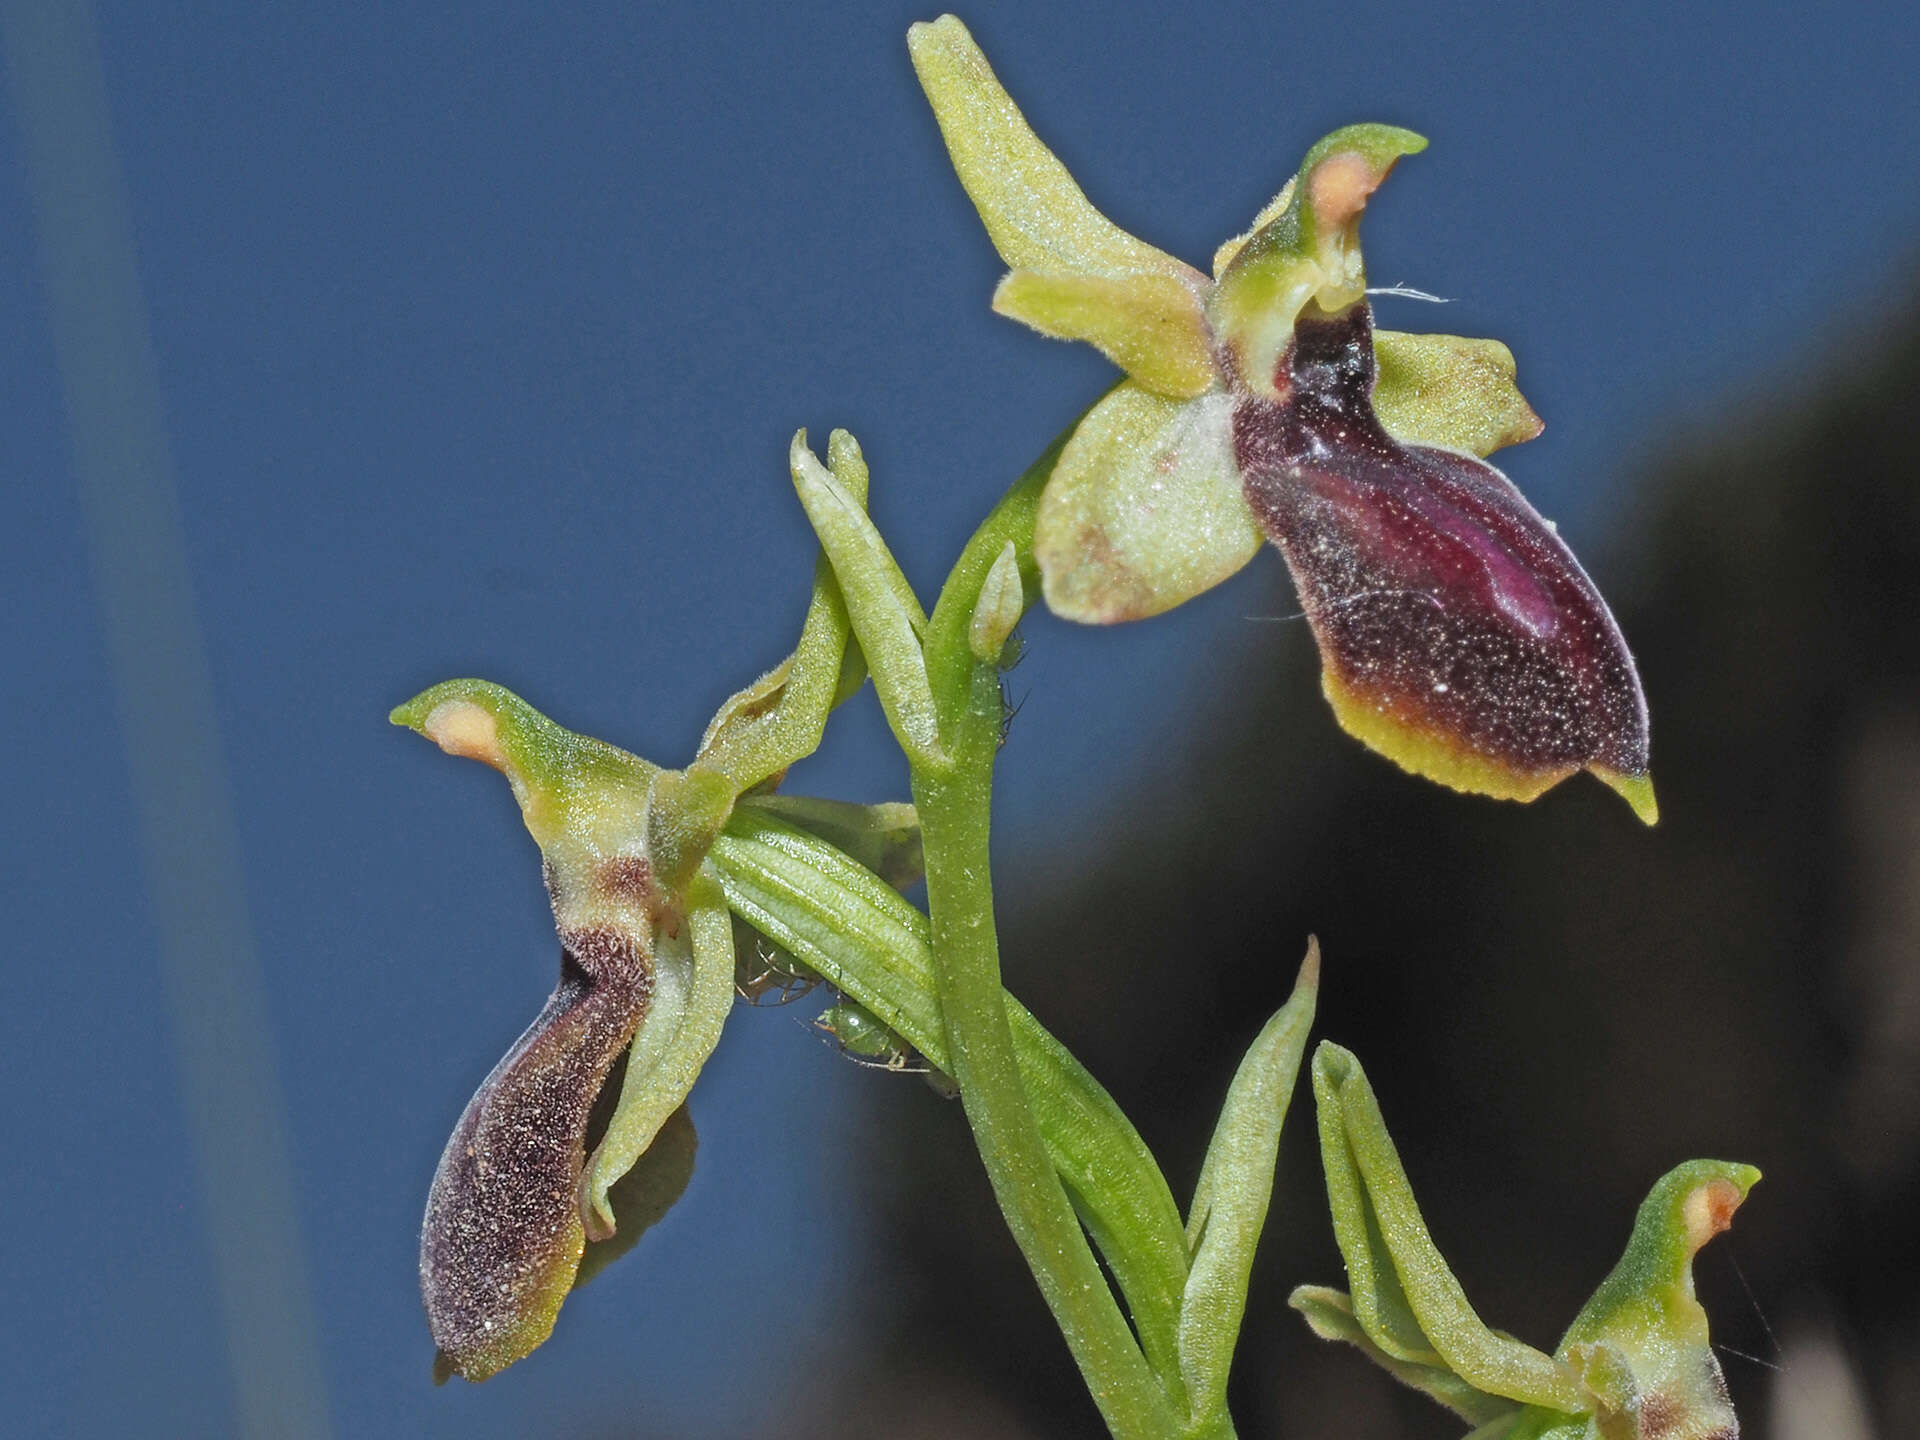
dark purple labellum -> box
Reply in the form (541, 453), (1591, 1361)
(420, 927), (651, 1380)
(1234, 302), (1653, 817)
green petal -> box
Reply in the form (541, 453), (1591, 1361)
(907, 15), (1203, 288)
(994, 269), (1216, 398)
(1034, 382), (1260, 623)
(1372, 331), (1545, 457)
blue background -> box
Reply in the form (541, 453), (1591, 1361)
(4, 2), (1917, 1436)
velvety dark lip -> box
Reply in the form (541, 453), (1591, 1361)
(420, 927), (652, 1380)
(1235, 302), (1649, 785)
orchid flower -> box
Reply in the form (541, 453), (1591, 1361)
(1296, 1043), (1757, 1439)
(392, 434), (879, 1379)
(910, 16), (1655, 822)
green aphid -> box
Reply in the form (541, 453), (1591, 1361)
(815, 999), (916, 1070)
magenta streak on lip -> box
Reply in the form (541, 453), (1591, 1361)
(1233, 302), (1648, 779)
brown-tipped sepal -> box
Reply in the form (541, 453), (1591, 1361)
(421, 926), (653, 1381)
(1236, 303), (1653, 821)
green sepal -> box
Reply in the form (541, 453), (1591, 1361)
(1290, 1286), (1520, 1428)
(992, 269), (1216, 399)
(1177, 943), (1320, 1425)
(1311, 1043), (1587, 1412)
(1372, 331), (1545, 458)
(907, 14), (1203, 288)
(572, 1105), (697, 1291)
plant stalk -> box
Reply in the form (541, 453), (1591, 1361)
(908, 426), (1185, 1440)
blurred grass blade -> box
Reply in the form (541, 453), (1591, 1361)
(1, 5), (332, 1435)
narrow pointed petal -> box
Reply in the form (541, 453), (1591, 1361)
(907, 15), (1204, 287)
(1372, 330), (1545, 458)
(1236, 304), (1653, 819)
(993, 269), (1216, 398)
(1035, 382), (1261, 622)
(421, 925), (652, 1380)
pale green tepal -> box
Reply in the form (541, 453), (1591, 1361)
(1295, 1043), (1757, 1439)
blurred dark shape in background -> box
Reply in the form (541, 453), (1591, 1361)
(789, 292), (1920, 1439)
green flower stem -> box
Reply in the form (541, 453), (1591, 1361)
(906, 424), (1188, 1439)
(913, 681), (1181, 1439)
(709, 805), (1191, 1398)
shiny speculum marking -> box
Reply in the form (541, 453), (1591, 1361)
(1235, 302), (1650, 808)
